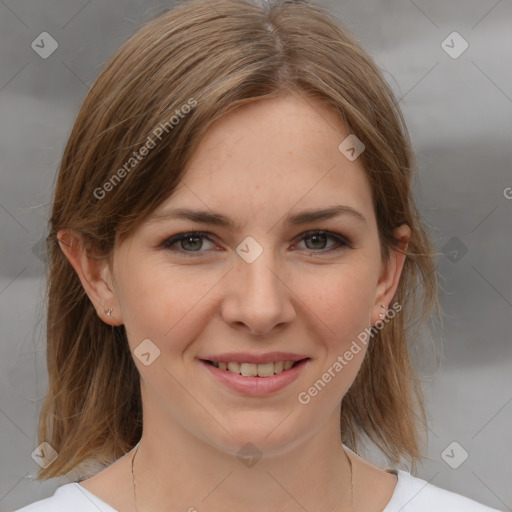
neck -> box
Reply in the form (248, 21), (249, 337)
(130, 409), (353, 512)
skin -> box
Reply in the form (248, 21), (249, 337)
(59, 92), (409, 512)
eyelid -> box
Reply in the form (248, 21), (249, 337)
(159, 231), (217, 250)
(295, 229), (353, 250)
(159, 229), (353, 256)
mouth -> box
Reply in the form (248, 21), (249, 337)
(201, 358), (309, 378)
(199, 356), (310, 396)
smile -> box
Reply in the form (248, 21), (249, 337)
(205, 360), (303, 377)
(199, 357), (310, 396)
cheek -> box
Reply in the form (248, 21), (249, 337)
(308, 262), (377, 337)
(296, 274), (373, 413)
(304, 269), (375, 402)
(116, 263), (219, 349)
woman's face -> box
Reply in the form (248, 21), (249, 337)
(101, 93), (408, 456)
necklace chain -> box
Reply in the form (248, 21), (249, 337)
(131, 442), (354, 512)
(131, 442), (140, 512)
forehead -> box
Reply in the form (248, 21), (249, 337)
(151, 93), (375, 228)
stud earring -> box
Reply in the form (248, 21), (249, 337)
(378, 304), (387, 319)
(106, 308), (113, 317)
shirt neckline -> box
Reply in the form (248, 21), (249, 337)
(70, 469), (408, 512)
(71, 482), (120, 511)
(381, 467), (403, 511)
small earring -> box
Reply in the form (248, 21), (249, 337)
(106, 308), (113, 317)
(378, 304), (387, 319)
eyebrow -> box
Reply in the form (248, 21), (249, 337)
(147, 204), (367, 229)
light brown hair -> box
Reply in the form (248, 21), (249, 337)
(38, 0), (439, 480)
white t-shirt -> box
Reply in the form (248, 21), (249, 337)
(12, 468), (502, 512)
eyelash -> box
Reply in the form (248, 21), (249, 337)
(160, 230), (352, 257)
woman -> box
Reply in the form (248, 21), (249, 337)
(14, 0), (501, 510)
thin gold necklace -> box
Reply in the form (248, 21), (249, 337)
(131, 442), (354, 511)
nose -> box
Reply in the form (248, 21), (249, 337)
(220, 247), (296, 336)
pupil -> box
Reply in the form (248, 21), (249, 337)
(183, 236), (201, 251)
(307, 234), (326, 249)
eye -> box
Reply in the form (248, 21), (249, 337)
(160, 231), (217, 256)
(294, 230), (351, 253)
(160, 229), (351, 257)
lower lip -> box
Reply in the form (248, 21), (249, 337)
(199, 359), (310, 396)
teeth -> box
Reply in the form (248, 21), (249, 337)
(240, 363), (258, 377)
(227, 362), (240, 374)
(211, 360), (299, 377)
(257, 362), (274, 377)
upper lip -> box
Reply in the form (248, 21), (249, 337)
(200, 352), (310, 364)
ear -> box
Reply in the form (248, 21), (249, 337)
(371, 224), (410, 325)
(56, 229), (122, 326)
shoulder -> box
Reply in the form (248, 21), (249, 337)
(11, 482), (118, 512)
(384, 469), (503, 512)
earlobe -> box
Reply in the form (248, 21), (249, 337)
(57, 229), (122, 326)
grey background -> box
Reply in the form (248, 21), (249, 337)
(1, 0), (511, 510)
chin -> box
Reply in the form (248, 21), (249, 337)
(204, 417), (309, 460)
